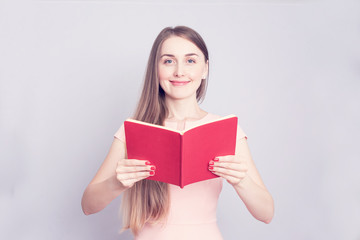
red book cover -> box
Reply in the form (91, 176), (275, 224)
(124, 115), (238, 188)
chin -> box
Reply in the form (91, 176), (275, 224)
(166, 92), (197, 101)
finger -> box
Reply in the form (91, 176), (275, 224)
(120, 174), (150, 188)
(212, 171), (242, 185)
(214, 155), (237, 163)
(209, 166), (247, 179)
(121, 159), (152, 166)
(117, 171), (152, 181)
(116, 165), (156, 174)
(210, 161), (248, 172)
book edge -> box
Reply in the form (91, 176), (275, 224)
(183, 114), (237, 132)
(125, 114), (237, 135)
(125, 119), (183, 134)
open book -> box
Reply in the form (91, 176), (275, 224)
(124, 115), (238, 188)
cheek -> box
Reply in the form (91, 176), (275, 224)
(158, 66), (171, 80)
(189, 67), (205, 80)
(159, 80), (165, 91)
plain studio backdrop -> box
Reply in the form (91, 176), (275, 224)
(0, 0), (359, 239)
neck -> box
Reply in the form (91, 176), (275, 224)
(165, 96), (206, 121)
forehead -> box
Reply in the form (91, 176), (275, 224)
(160, 36), (203, 57)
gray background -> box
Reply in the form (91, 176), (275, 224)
(1, 0), (359, 239)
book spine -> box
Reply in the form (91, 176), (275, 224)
(180, 134), (184, 188)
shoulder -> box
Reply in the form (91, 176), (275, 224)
(206, 112), (222, 120)
(114, 123), (126, 142)
(206, 113), (248, 141)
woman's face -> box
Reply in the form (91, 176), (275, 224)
(158, 36), (208, 101)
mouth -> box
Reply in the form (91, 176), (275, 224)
(169, 80), (191, 86)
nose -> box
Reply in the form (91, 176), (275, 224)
(174, 63), (184, 78)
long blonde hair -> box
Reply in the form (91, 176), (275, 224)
(121, 26), (209, 235)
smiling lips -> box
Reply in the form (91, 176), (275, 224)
(169, 80), (191, 86)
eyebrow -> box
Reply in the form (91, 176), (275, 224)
(160, 53), (199, 58)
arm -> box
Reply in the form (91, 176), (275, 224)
(209, 138), (274, 223)
(81, 138), (155, 215)
(81, 138), (127, 215)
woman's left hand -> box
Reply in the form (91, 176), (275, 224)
(208, 155), (249, 186)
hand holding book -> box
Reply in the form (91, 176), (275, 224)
(124, 115), (238, 188)
(115, 158), (156, 188)
(208, 155), (249, 187)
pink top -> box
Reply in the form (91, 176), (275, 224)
(114, 113), (247, 240)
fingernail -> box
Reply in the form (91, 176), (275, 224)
(150, 171), (155, 176)
(208, 166), (214, 170)
(209, 161), (214, 165)
(213, 157), (219, 162)
(150, 166), (156, 170)
(145, 161), (151, 165)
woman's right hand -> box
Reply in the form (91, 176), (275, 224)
(116, 159), (156, 188)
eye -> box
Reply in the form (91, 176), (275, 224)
(164, 59), (173, 64)
(187, 59), (196, 64)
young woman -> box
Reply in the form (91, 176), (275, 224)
(81, 26), (274, 240)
